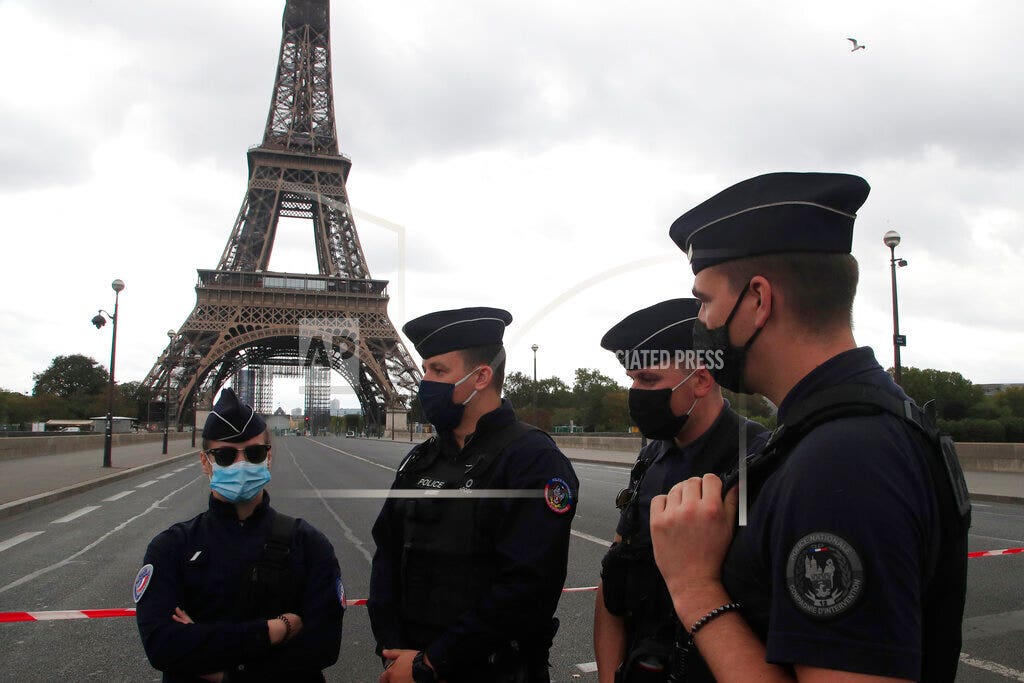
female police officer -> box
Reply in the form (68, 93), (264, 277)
(135, 388), (343, 682)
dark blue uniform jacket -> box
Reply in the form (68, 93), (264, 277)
(136, 492), (343, 682)
(723, 348), (953, 680)
(368, 400), (579, 679)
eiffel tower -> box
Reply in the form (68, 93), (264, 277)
(140, 0), (420, 434)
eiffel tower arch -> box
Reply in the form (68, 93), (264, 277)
(140, 0), (420, 435)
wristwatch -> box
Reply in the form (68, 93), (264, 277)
(412, 651), (437, 683)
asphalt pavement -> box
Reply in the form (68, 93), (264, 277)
(0, 435), (1021, 681)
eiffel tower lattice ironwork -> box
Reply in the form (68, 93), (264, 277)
(140, 0), (420, 434)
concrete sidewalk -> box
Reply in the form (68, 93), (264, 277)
(0, 436), (198, 519)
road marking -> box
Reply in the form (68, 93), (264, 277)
(0, 477), (201, 595)
(571, 530), (612, 547)
(157, 473), (175, 479)
(308, 439), (396, 472)
(103, 491), (135, 502)
(51, 507), (101, 524)
(974, 503), (991, 508)
(959, 653), (1024, 681)
(576, 662), (598, 673)
(0, 532), (44, 553)
(281, 440), (376, 564)
(137, 480), (159, 488)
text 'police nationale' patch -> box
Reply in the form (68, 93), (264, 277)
(785, 532), (864, 619)
(133, 564), (154, 604)
(544, 477), (573, 514)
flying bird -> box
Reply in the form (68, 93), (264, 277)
(847, 38), (866, 51)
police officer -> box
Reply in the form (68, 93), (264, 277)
(593, 299), (767, 683)
(135, 388), (344, 682)
(368, 307), (579, 683)
(649, 172), (970, 681)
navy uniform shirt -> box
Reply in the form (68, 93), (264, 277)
(723, 348), (946, 680)
(368, 399), (579, 679)
(136, 493), (344, 682)
(617, 402), (768, 542)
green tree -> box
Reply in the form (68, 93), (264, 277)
(32, 354), (109, 398)
(897, 367), (983, 421)
(0, 389), (34, 425)
(572, 368), (625, 432)
(994, 387), (1024, 418)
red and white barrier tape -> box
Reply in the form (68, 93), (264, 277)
(967, 546), (1024, 559)
(4, 546), (1023, 624)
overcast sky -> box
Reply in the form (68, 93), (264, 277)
(2, 0), (1021, 412)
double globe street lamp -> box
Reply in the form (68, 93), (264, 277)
(91, 279), (125, 468)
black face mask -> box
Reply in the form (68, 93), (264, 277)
(691, 281), (765, 393)
(416, 367), (481, 431)
(628, 370), (699, 440)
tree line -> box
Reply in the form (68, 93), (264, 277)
(4, 355), (1023, 443)
(0, 354), (152, 429)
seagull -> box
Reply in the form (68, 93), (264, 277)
(847, 38), (866, 51)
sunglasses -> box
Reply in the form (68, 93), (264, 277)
(205, 444), (271, 467)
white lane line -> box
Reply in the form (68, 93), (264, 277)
(0, 532), (45, 553)
(281, 440), (376, 564)
(137, 480), (159, 488)
(0, 477), (202, 595)
(308, 439), (396, 472)
(576, 662), (598, 673)
(571, 530), (612, 548)
(157, 473), (175, 479)
(51, 506), (101, 524)
(103, 491), (135, 502)
(959, 653), (1024, 681)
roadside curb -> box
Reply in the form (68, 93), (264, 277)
(969, 493), (1024, 505)
(0, 450), (199, 521)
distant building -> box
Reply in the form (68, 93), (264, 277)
(89, 416), (136, 434)
(978, 383), (1024, 397)
(267, 407), (290, 434)
(290, 407), (303, 417)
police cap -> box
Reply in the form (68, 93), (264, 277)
(403, 307), (513, 360)
(202, 387), (266, 443)
(601, 298), (702, 370)
(669, 172), (871, 274)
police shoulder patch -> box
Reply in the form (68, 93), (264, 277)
(133, 564), (154, 604)
(336, 576), (346, 609)
(785, 532), (864, 619)
(544, 477), (573, 514)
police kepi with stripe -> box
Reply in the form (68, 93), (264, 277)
(202, 387), (266, 443)
(404, 307), (512, 431)
(669, 171), (870, 274)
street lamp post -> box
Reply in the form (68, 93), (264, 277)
(531, 344), (539, 420)
(91, 279), (125, 468)
(162, 330), (176, 455)
(883, 230), (908, 385)
(189, 353), (201, 448)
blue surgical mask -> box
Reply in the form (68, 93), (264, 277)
(417, 366), (483, 431)
(210, 461), (271, 502)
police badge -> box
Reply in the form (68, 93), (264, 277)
(785, 532), (864, 619)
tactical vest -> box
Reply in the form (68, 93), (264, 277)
(719, 384), (970, 682)
(602, 409), (762, 681)
(395, 421), (539, 645)
(234, 511), (300, 619)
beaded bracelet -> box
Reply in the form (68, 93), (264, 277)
(277, 614), (293, 641)
(688, 602), (742, 640)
